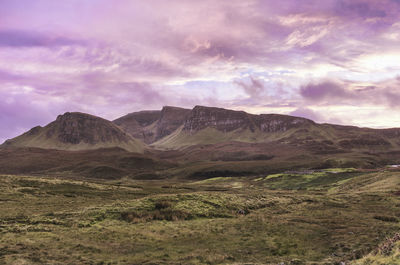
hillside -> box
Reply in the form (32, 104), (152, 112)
(147, 106), (400, 154)
(0, 146), (175, 179)
(3, 106), (400, 179)
(7, 105), (399, 155)
(113, 106), (190, 144)
(3, 112), (145, 153)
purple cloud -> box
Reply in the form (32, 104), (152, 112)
(1, 0), (400, 142)
(0, 30), (85, 47)
(290, 107), (345, 124)
(235, 76), (266, 97)
(300, 81), (351, 101)
(299, 77), (400, 109)
(335, 0), (387, 19)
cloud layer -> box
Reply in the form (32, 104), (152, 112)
(1, 0), (400, 142)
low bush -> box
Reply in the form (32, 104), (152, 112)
(373, 215), (398, 223)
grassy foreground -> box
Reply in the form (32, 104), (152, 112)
(0, 169), (400, 264)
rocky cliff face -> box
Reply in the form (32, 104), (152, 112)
(4, 112), (144, 152)
(255, 114), (313, 133)
(114, 110), (161, 129)
(182, 106), (313, 133)
(111, 105), (400, 151)
(49, 112), (134, 145)
(113, 110), (161, 143)
(183, 106), (253, 132)
(113, 106), (190, 144)
(156, 106), (191, 138)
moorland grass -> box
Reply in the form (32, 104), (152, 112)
(0, 170), (399, 264)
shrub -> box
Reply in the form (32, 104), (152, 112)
(373, 215), (398, 223)
(154, 200), (172, 210)
(120, 208), (191, 223)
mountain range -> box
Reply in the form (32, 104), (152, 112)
(2, 105), (400, 179)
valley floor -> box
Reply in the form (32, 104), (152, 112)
(0, 169), (400, 264)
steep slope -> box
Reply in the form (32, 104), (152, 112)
(3, 112), (145, 153)
(183, 105), (314, 133)
(113, 106), (191, 144)
(153, 105), (319, 149)
(113, 110), (161, 143)
(156, 106), (192, 139)
(152, 106), (400, 153)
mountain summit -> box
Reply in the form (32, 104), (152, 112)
(3, 112), (145, 152)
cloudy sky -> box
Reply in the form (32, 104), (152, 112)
(1, 0), (400, 143)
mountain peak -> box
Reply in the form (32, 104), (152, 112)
(5, 112), (144, 152)
(161, 106), (189, 112)
(56, 111), (102, 121)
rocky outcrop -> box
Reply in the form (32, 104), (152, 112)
(4, 112), (144, 152)
(114, 110), (161, 129)
(115, 105), (313, 142)
(113, 106), (190, 144)
(48, 112), (133, 145)
(183, 106), (254, 132)
(182, 106), (313, 133)
(156, 106), (191, 138)
(114, 110), (161, 143)
(255, 114), (313, 133)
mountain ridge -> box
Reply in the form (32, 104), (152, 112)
(3, 105), (400, 154)
(3, 105), (400, 179)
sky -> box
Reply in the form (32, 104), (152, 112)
(1, 0), (400, 143)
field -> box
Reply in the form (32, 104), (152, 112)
(1, 169), (400, 264)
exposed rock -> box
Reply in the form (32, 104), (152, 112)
(49, 112), (133, 145)
(156, 106), (191, 138)
(182, 105), (313, 133)
(4, 112), (144, 152)
(183, 106), (253, 133)
(113, 106), (190, 144)
(113, 110), (161, 143)
(255, 114), (313, 133)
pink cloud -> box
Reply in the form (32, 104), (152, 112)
(1, 0), (400, 142)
